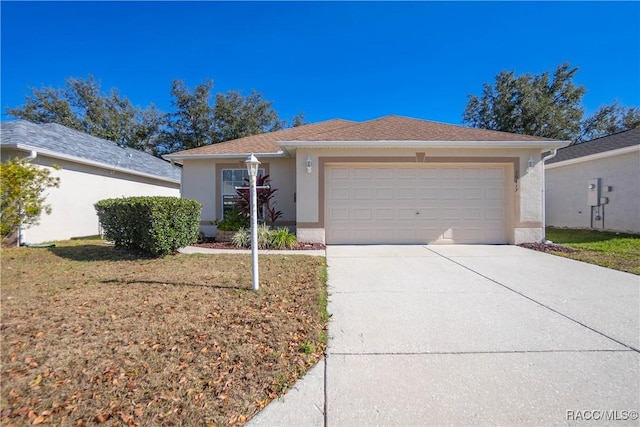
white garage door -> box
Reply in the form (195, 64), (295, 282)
(325, 164), (509, 244)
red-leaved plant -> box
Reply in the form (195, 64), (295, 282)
(234, 174), (283, 225)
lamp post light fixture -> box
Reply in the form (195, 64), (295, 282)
(245, 153), (261, 291)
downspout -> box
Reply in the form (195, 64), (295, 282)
(541, 149), (557, 243)
(18, 151), (38, 246)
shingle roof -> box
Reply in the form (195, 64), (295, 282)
(169, 119), (355, 156)
(289, 115), (556, 142)
(166, 115), (559, 160)
(1, 120), (181, 182)
(546, 127), (640, 164)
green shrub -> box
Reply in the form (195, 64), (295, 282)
(231, 225), (297, 250)
(231, 227), (250, 248)
(257, 223), (272, 249)
(95, 196), (202, 256)
(270, 227), (297, 249)
(215, 208), (249, 231)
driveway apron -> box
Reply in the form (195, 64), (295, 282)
(326, 245), (639, 426)
(249, 245), (639, 426)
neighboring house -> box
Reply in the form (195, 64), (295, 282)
(164, 115), (567, 245)
(545, 128), (640, 234)
(1, 120), (181, 243)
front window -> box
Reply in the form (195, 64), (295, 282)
(221, 168), (264, 218)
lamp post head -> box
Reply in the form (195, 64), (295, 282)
(245, 153), (261, 177)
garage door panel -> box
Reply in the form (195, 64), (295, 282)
(374, 168), (394, 179)
(397, 187), (419, 199)
(329, 207), (350, 220)
(396, 168), (417, 179)
(486, 208), (504, 220)
(463, 208), (482, 220)
(353, 208), (372, 220)
(375, 208), (394, 220)
(463, 168), (483, 179)
(486, 188), (504, 200)
(352, 187), (372, 199)
(329, 167), (350, 179)
(325, 164), (509, 244)
(418, 188), (439, 199)
(375, 188), (394, 199)
(463, 188), (483, 199)
(398, 209), (418, 220)
(441, 168), (461, 179)
(485, 168), (505, 179)
(330, 188), (350, 200)
(441, 208), (461, 220)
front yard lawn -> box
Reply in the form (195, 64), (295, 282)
(0, 239), (328, 426)
(545, 227), (640, 275)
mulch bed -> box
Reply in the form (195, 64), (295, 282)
(518, 242), (577, 253)
(192, 241), (327, 250)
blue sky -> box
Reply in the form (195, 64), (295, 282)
(2, 1), (639, 126)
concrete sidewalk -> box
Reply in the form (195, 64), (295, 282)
(179, 246), (326, 257)
(249, 245), (639, 426)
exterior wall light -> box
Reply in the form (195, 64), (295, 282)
(306, 156), (313, 173)
(245, 153), (261, 291)
(527, 156), (535, 173)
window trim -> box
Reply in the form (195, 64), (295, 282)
(214, 160), (270, 220)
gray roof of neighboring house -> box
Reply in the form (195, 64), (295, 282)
(0, 120), (180, 182)
(546, 127), (640, 164)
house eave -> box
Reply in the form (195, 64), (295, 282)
(163, 151), (287, 165)
(278, 140), (570, 152)
(4, 143), (180, 184)
(545, 144), (640, 169)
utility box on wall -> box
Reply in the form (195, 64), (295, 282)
(587, 178), (601, 206)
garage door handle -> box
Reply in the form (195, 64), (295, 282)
(416, 211), (420, 215)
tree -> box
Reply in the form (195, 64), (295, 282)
(7, 76), (307, 155)
(213, 90), (286, 142)
(463, 63), (586, 140)
(161, 79), (216, 153)
(6, 76), (165, 154)
(580, 101), (640, 141)
(0, 158), (60, 244)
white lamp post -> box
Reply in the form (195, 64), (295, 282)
(245, 153), (261, 291)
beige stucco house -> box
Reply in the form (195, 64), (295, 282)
(165, 115), (568, 245)
(1, 120), (181, 243)
(545, 128), (640, 234)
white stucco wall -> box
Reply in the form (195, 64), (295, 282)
(545, 147), (640, 233)
(3, 153), (179, 243)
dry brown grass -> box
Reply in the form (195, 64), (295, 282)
(1, 239), (327, 426)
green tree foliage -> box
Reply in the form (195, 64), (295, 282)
(580, 101), (640, 141)
(162, 79), (216, 153)
(7, 76), (305, 156)
(0, 158), (60, 242)
(213, 90), (286, 142)
(463, 63), (639, 143)
(7, 76), (165, 154)
(463, 63), (585, 140)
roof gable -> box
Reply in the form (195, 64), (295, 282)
(164, 115), (566, 161)
(288, 115), (555, 142)
(169, 119), (355, 156)
(1, 120), (180, 182)
(547, 127), (640, 164)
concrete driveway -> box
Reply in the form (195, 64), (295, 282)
(250, 245), (639, 426)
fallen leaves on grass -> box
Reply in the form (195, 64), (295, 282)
(1, 240), (328, 426)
